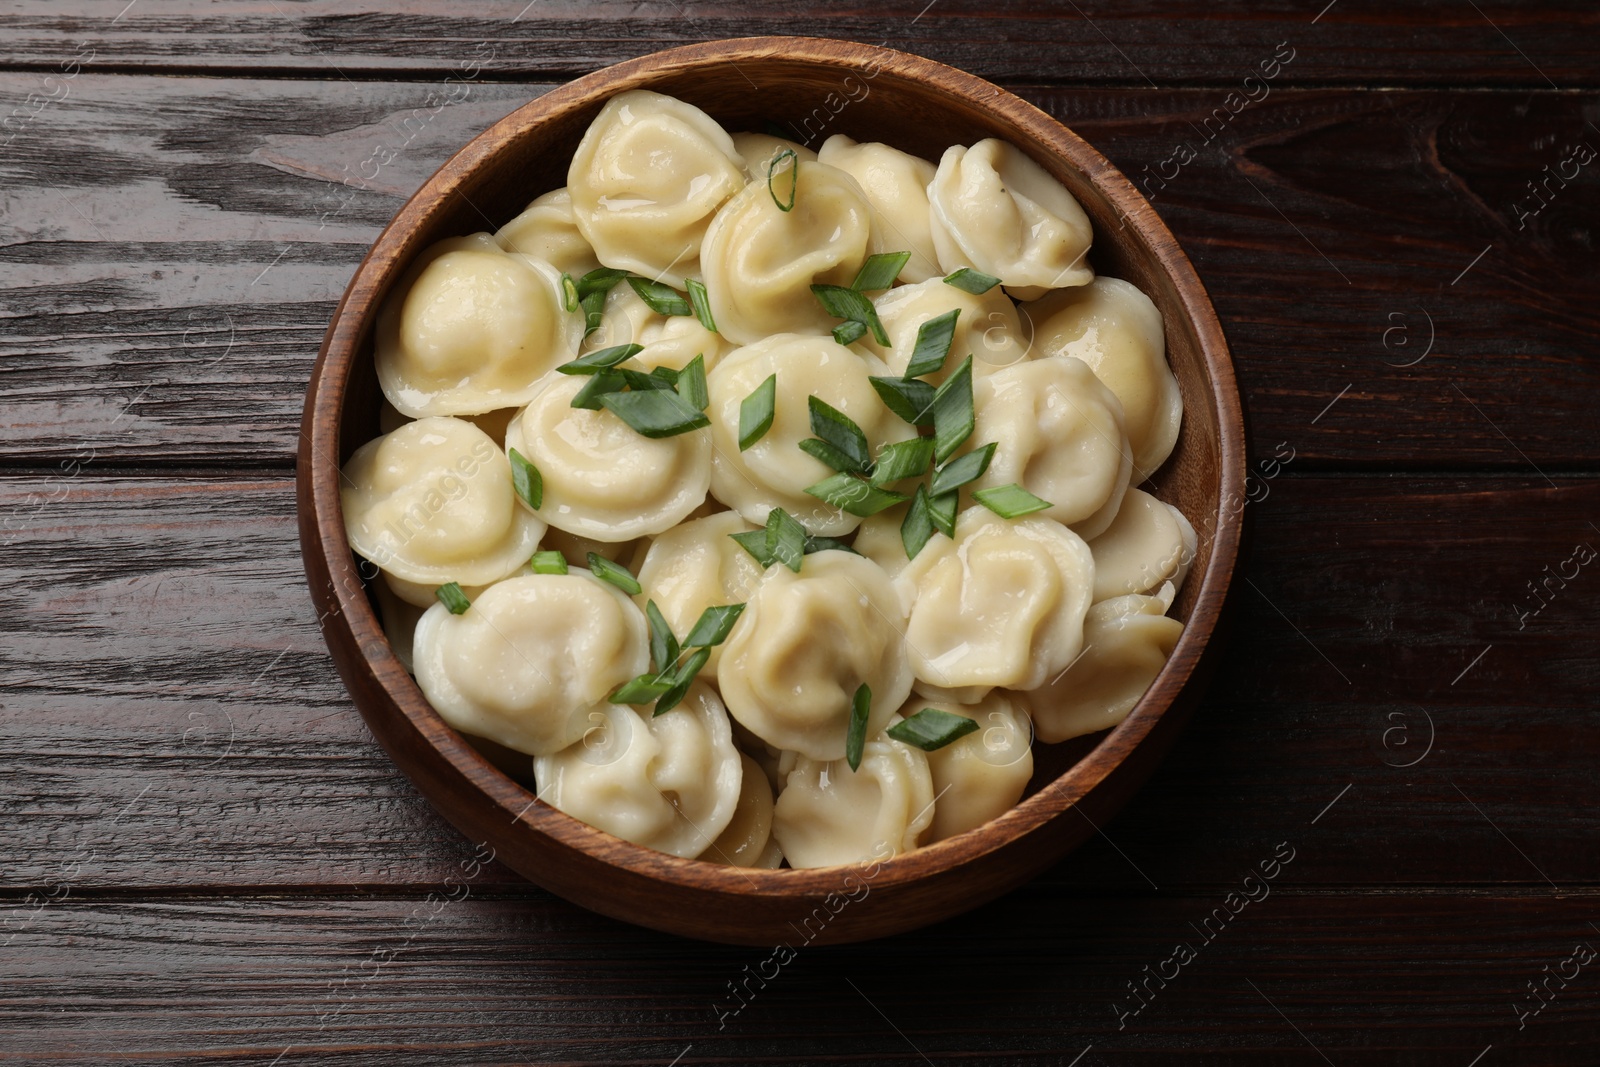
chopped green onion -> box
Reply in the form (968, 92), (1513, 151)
(902, 308), (960, 378)
(570, 369), (625, 409)
(852, 251), (911, 292)
(807, 395), (871, 473)
(588, 553), (642, 595)
(530, 550), (568, 574)
(435, 582), (471, 614)
(649, 365), (680, 385)
(973, 483), (1053, 518)
(556, 342), (643, 375)
(901, 485), (937, 560)
(811, 284), (889, 346)
(610, 673), (672, 705)
(832, 319), (869, 346)
(580, 287), (607, 335)
(943, 267), (1001, 294)
(576, 267), (629, 299)
(869, 375), (938, 427)
(845, 683), (871, 771)
(685, 278), (717, 332)
(598, 388), (711, 438)
(929, 441), (996, 496)
(738, 373), (778, 451)
(654, 646), (710, 715)
(765, 506), (806, 573)
(616, 367), (676, 392)
(798, 437), (862, 474)
(645, 600), (679, 674)
(930, 355), (975, 463)
(767, 148), (798, 212)
(508, 447), (543, 510)
(804, 472), (908, 517)
(559, 272), (580, 313)
(681, 603), (746, 647)
(729, 529), (771, 566)
(869, 437), (935, 487)
(929, 488), (957, 538)
(676, 353), (709, 412)
(887, 707), (979, 750)
(627, 275), (693, 317)
(803, 535), (857, 555)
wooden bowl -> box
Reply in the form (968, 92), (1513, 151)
(298, 36), (1245, 946)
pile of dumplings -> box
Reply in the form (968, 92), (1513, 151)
(341, 89), (1194, 871)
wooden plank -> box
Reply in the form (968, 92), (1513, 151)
(2, 474), (1597, 894)
(1, 892), (1597, 1061)
(3, 75), (1596, 469)
(2, 1), (1597, 86)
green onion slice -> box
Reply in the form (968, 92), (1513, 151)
(929, 441), (996, 497)
(579, 287), (607, 335)
(508, 447), (543, 510)
(845, 683), (871, 771)
(645, 600), (679, 674)
(529, 550), (568, 574)
(681, 603), (746, 648)
(930, 355), (975, 463)
(556, 342), (643, 375)
(901, 485), (937, 560)
(869, 437), (935, 487)
(435, 582), (471, 615)
(798, 437), (862, 474)
(767, 148), (798, 212)
(653, 646), (711, 716)
(804, 472), (908, 517)
(811, 284), (890, 346)
(627, 275), (693, 317)
(973, 482), (1053, 518)
(887, 707), (980, 750)
(832, 319), (869, 346)
(803, 535), (857, 555)
(738, 373), (777, 451)
(869, 375), (938, 427)
(902, 308), (960, 378)
(598, 388), (710, 439)
(610, 673), (672, 706)
(587, 553), (642, 595)
(685, 278), (717, 332)
(807, 395), (871, 473)
(943, 267), (1001, 294)
(765, 506), (806, 573)
(559, 272), (580, 313)
(570, 369), (626, 409)
(929, 488), (958, 538)
(676, 353), (709, 412)
(576, 267), (629, 299)
(852, 251), (911, 292)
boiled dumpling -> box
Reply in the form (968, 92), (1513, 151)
(908, 692), (1034, 843)
(1021, 277), (1180, 479)
(816, 134), (941, 284)
(533, 681), (742, 858)
(412, 571), (650, 756)
(718, 551), (913, 761)
(1024, 586), (1183, 743)
(700, 160), (873, 344)
(928, 138), (1094, 297)
(567, 90), (745, 288)
(703, 752), (784, 868)
(857, 276), (1030, 383)
(341, 417), (545, 587)
(495, 187), (601, 279)
(580, 282), (666, 354)
(896, 507), (1093, 702)
(730, 131), (817, 178)
(375, 234), (582, 417)
(706, 334), (909, 535)
(633, 511), (764, 678)
(632, 314), (728, 374)
(1086, 487), (1193, 602)
(970, 356), (1133, 539)
(503, 373), (711, 541)
(772, 716), (935, 868)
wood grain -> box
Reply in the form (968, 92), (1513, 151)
(2, 75), (1594, 468)
(2, 0), (1597, 86)
(3, 474), (1595, 894)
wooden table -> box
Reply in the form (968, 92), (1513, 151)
(3, 3), (1597, 1062)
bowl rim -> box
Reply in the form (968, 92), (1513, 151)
(299, 35), (1245, 904)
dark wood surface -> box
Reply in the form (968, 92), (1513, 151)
(2, 4), (1596, 1062)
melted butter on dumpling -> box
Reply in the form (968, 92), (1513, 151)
(1021, 276), (1180, 480)
(928, 138), (1094, 298)
(896, 507), (1094, 703)
(817, 134), (941, 284)
(970, 356), (1133, 539)
(719, 551), (913, 762)
(504, 373), (711, 542)
(375, 234), (582, 418)
(701, 160), (874, 345)
(341, 416), (545, 587)
(906, 692), (1034, 843)
(413, 571), (650, 756)
(495, 187), (601, 279)
(533, 681), (742, 858)
(707, 334), (911, 536)
(857, 276), (1030, 383)
(567, 90), (745, 288)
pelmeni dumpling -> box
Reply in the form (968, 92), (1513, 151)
(928, 138), (1094, 297)
(634, 511), (764, 677)
(341, 417), (546, 586)
(567, 90), (745, 288)
(504, 373), (711, 541)
(704, 752), (783, 868)
(1022, 277), (1180, 479)
(632, 314), (728, 374)
(730, 131), (817, 178)
(857, 277), (1030, 383)
(896, 507), (1094, 703)
(719, 551), (913, 761)
(533, 681), (741, 858)
(707, 334), (909, 535)
(1025, 585), (1182, 743)
(412, 571), (650, 756)
(910, 692), (1034, 843)
(700, 160), (874, 344)
(772, 717), (935, 868)
(970, 356), (1133, 539)
(816, 134), (941, 284)
(495, 187), (601, 279)
(580, 282), (666, 354)
(375, 234), (582, 417)
(1086, 487), (1193, 602)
